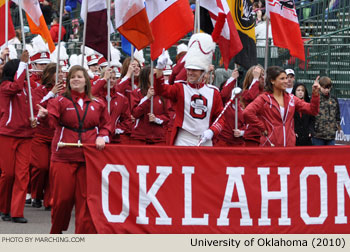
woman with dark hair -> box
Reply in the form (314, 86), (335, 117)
(292, 83), (313, 146)
(129, 66), (169, 145)
(243, 66), (320, 147)
(30, 63), (64, 209)
(37, 65), (111, 233)
(0, 50), (35, 223)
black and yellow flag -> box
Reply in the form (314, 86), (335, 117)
(227, 0), (257, 69)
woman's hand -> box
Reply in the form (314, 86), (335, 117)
(147, 87), (154, 99)
(253, 66), (262, 79)
(148, 113), (156, 122)
(37, 104), (48, 118)
(233, 129), (241, 138)
(30, 118), (37, 128)
(51, 82), (64, 95)
(312, 76), (320, 96)
(232, 68), (239, 80)
(95, 136), (105, 150)
(20, 50), (29, 63)
(103, 67), (112, 81)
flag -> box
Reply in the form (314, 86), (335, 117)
(0, 0), (16, 47)
(145, 0), (194, 60)
(115, 0), (154, 51)
(200, 0), (243, 70)
(266, 0), (305, 61)
(12, 0), (55, 53)
(227, 0), (257, 69)
(121, 35), (135, 56)
(80, 0), (108, 58)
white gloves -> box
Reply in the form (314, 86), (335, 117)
(200, 129), (214, 144)
(156, 50), (172, 69)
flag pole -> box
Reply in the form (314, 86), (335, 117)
(5, 0), (9, 61)
(55, 0), (64, 86)
(150, 58), (154, 114)
(264, 17), (270, 79)
(194, 0), (201, 33)
(131, 44), (135, 90)
(107, 0), (111, 113)
(18, 0), (34, 120)
(233, 64), (239, 130)
(81, 0), (88, 66)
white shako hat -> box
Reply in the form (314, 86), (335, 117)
(184, 33), (215, 71)
(177, 43), (188, 55)
(30, 35), (51, 64)
(50, 42), (69, 65)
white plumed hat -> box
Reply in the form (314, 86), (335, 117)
(184, 33), (215, 71)
(133, 49), (145, 65)
(177, 43), (188, 55)
(8, 45), (18, 60)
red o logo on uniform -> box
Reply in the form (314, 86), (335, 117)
(190, 94), (208, 119)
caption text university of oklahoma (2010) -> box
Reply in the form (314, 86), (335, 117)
(190, 237), (347, 248)
(0, 236), (85, 243)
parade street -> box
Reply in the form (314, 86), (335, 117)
(0, 206), (74, 234)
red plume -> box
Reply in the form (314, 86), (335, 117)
(211, 13), (226, 43)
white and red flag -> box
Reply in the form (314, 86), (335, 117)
(115, 0), (154, 51)
(266, 0), (305, 61)
(200, 0), (243, 69)
(145, 0), (194, 60)
(12, 0), (55, 52)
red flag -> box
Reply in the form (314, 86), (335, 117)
(115, 0), (154, 51)
(145, 0), (194, 61)
(266, 0), (305, 61)
(0, 0), (16, 47)
(200, 0), (243, 69)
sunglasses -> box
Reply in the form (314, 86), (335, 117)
(323, 85), (332, 89)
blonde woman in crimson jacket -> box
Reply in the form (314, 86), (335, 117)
(130, 66), (169, 145)
(243, 66), (320, 147)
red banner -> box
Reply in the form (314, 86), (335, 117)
(83, 145), (350, 234)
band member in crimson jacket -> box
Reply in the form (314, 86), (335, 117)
(130, 66), (169, 145)
(241, 65), (265, 146)
(0, 50), (35, 223)
(91, 68), (132, 144)
(37, 65), (111, 234)
(215, 69), (245, 146)
(30, 63), (65, 209)
(243, 66), (320, 147)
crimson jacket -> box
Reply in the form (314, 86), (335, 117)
(168, 54), (186, 84)
(110, 92), (132, 142)
(47, 94), (112, 163)
(0, 62), (35, 138)
(91, 78), (133, 141)
(217, 77), (245, 145)
(30, 73), (42, 89)
(241, 79), (263, 143)
(154, 76), (224, 145)
(130, 89), (169, 143)
(33, 85), (56, 137)
(243, 91), (320, 147)
(114, 76), (138, 103)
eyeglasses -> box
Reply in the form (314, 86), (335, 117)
(323, 85), (332, 89)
